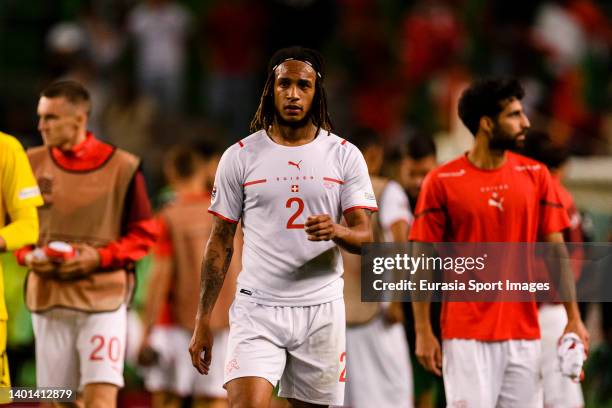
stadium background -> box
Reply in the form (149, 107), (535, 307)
(0, 0), (610, 406)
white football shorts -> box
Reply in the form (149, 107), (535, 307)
(443, 338), (541, 408)
(224, 296), (346, 406)
(344, 315), (413, 407)
(32, 305), (127, 390)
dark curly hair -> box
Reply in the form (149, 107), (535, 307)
(458, 78), (525, 136)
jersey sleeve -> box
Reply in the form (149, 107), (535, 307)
(96, 171), (158, 269)
(2, 139), (43, 211)
(340, 144), (378, 214)
(538, 167), (570, 236)
(378, 180), (413, 230)
(153, 215), (173, 258)
(0, 137), (44, 250)
(209, 145), (243, 223)
(408, 171), (446, 242)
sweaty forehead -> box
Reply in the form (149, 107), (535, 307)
(275, 60), (316, 81)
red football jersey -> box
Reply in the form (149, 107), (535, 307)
(409, 151), (569, 340)
(551, 176), (584, 284)
(553, 176), (583, 244)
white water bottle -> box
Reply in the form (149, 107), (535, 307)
(557, 332), (585, 381)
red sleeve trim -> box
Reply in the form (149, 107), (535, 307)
(414, 207), (446, 219)
(323, 177), (344, 185)
(238, 140), (244, 148)
(539, 199), (563, 208)
(340, 139), (347, 145)
(343, 206), (379, 214)
(208, 210), (239, 224)
(243, 179), (267, 187)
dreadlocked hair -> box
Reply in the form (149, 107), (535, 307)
(249, 46), (334, 135)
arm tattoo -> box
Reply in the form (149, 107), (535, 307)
(198, 219), (237, 314)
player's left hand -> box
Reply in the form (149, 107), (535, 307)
(305, 214), (339, 241)
(56, 243), (100, 280)
(563, 317), (590, 357)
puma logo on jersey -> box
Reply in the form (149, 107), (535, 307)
(488, 192), (504, 211)
(288, 160), (302, 170)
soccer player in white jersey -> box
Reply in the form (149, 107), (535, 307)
(189, 47), (377, 408)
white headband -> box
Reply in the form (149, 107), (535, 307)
(272, 57), (322, 78)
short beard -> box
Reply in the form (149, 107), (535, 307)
(489, 126), (524, 152)
(274, 108), (313, 129)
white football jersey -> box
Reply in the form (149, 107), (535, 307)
(209, 130), (377, 306)
(378, 180), (413, 242)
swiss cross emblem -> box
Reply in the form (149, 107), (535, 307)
(291, 185), (299, 192)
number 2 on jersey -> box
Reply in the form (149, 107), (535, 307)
(286, 197), (305, 229)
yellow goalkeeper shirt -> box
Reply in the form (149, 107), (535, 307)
(0, 132), (43, 320)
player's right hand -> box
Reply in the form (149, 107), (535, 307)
(415, 330), (443, 376)
(189, 319), (214, 375)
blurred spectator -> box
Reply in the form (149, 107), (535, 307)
(44, 3), (122, 136)
(430, 62), (472, 133)
(127, 0), (191, 113)
(336, 0), (406, 143)
(101, 73), (161, 191)
(397, 1), (466, 147)
(78, 1), (124, 76)
(45, 21), (88, 78)
(45, 21), (109, 135)
(532, 0), (589, 75)
(532, 0), (611, 155)
(351, 67), (407, 144)
(201, 0), (265, 138)
(399, 135), (438, 210)
(398, 0), (465, 86)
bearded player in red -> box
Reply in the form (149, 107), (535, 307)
(410, 78), (589, 407)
